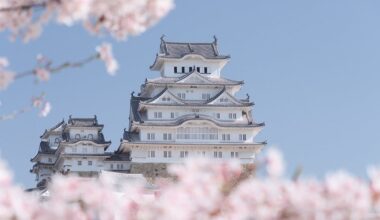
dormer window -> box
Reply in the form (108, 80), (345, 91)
(220, 98), (228, 103)
(181, 67), (185, 73)
(174, 66), (178, 73)
(189, 67), (193, 72)
(196, 67), (200, 72)
(204, 67), (208, 74)
(88, 134), (93, 140)
(75, 134), (80, 140)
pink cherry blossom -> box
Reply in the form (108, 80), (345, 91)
(0, 0), (174, 41)
(96, 42), (118, 75)
(0, 57), (15, 90)
(264, 147), (285, 178)
(39, 101), (51, 117)
(35, 68), (51, 81)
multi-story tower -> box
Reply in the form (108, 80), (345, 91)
(31, 116), (129, 188)
(120, 37), (266, 172)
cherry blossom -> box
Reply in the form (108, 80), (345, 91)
(39, 101), (51, 117)
(0, 57), (14, 90)
(264, 147), (285, 178)
(1, 147), (380, 219)
(0, 0), (174, 41)
(35, 68), (50, 81)
(96, 42), (118, 75)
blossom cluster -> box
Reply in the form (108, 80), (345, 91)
(1, 148), (380, 219)
(0, 0), (174, 42)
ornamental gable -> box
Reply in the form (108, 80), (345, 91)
(147, 89), (184, 104)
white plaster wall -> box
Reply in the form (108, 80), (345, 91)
(69, 128), (98, 140)
(146, 106), (246, 122)
(131, 146), (257, 164)
(64, 144), (105, 154)
(161, 57), (227, 77)
(48, 135), (62, 149)
(139, 126), (261, 143)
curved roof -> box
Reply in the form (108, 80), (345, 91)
(150, 37), (230, 70)
(145, 70), (243, 86)
(133, 113), (265, 128)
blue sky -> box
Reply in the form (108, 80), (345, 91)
(1, 0), (380, 187)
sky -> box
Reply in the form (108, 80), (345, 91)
(1, 0), (380, 188)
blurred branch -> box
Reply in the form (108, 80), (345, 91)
(0, 1), (48, 12)
(14, 53), (99, 80)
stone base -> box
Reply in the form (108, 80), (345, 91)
(130, 163), (170, 179)
(129, 162), (257, 181)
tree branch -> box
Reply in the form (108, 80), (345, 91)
(14, 53), (100, 80)
(0, 1), (48, 12)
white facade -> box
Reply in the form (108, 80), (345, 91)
(121, 38), (266, 164)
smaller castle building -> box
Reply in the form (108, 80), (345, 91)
(30, 116), (129, 188)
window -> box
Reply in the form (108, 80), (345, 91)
(77, 160), (82, 166)
(170, 112), (175, 119)
(216, 113), (220, 119)
(48, 158), (52, 163)
(180, 151), (189, 158)
(177, 93), (186, 99)
(218, 152), (222, 158)
(174, 66), (178, 73)
(110, 164), (114, 169)
(88, 161), (93, 166)
(54, 138), (60, 143)
(162, 97), (171, 102)
(163, 133), (172, 140)
(213, 151), (218, 158)
(148, 150), (155, 158)
(229, 113), (237, 119)
(202, 93), (211, 100)
(239, 134), (247, 141)
(196, 67), (200, 72)
(164, 151), (172, 158)
(121, 164), (124, 169)
(147, 133), (155, 140)
(154, 112), (162, 118)
(177, 127), (218, 140)
(189, 66), (193, 72)
(88, 134), (93, 140)
(222, 134), (230, 141)
(75, 134), (80, 140)
(181, 66), (185, 73)
(231, 152), (239, 158)
(204, 67), (208, 74)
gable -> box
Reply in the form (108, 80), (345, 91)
(176, 72), (212, 84)
(148, 89), (184, 104)
(207, 91), (242, 105)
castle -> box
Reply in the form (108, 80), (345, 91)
(30, 37), (266, 187)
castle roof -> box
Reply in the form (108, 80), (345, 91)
(150, 36), (230, 70)
(40, 120), (65, 138)
(145, 70), (243, 86)
(67, 115), (103, 128)
(132, 114), (265, 129)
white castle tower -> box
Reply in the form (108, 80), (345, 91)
(119, 37), (266, 171)
(30, 116), (130, 188)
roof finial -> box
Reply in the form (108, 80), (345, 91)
(160, 34), (166, 42)
(69, 115), (72, 120)
(131, 91), (135, 97)
(213, 35), (218, 45)
(246, 93), (250, 101)
(188, 43), (193, 52)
